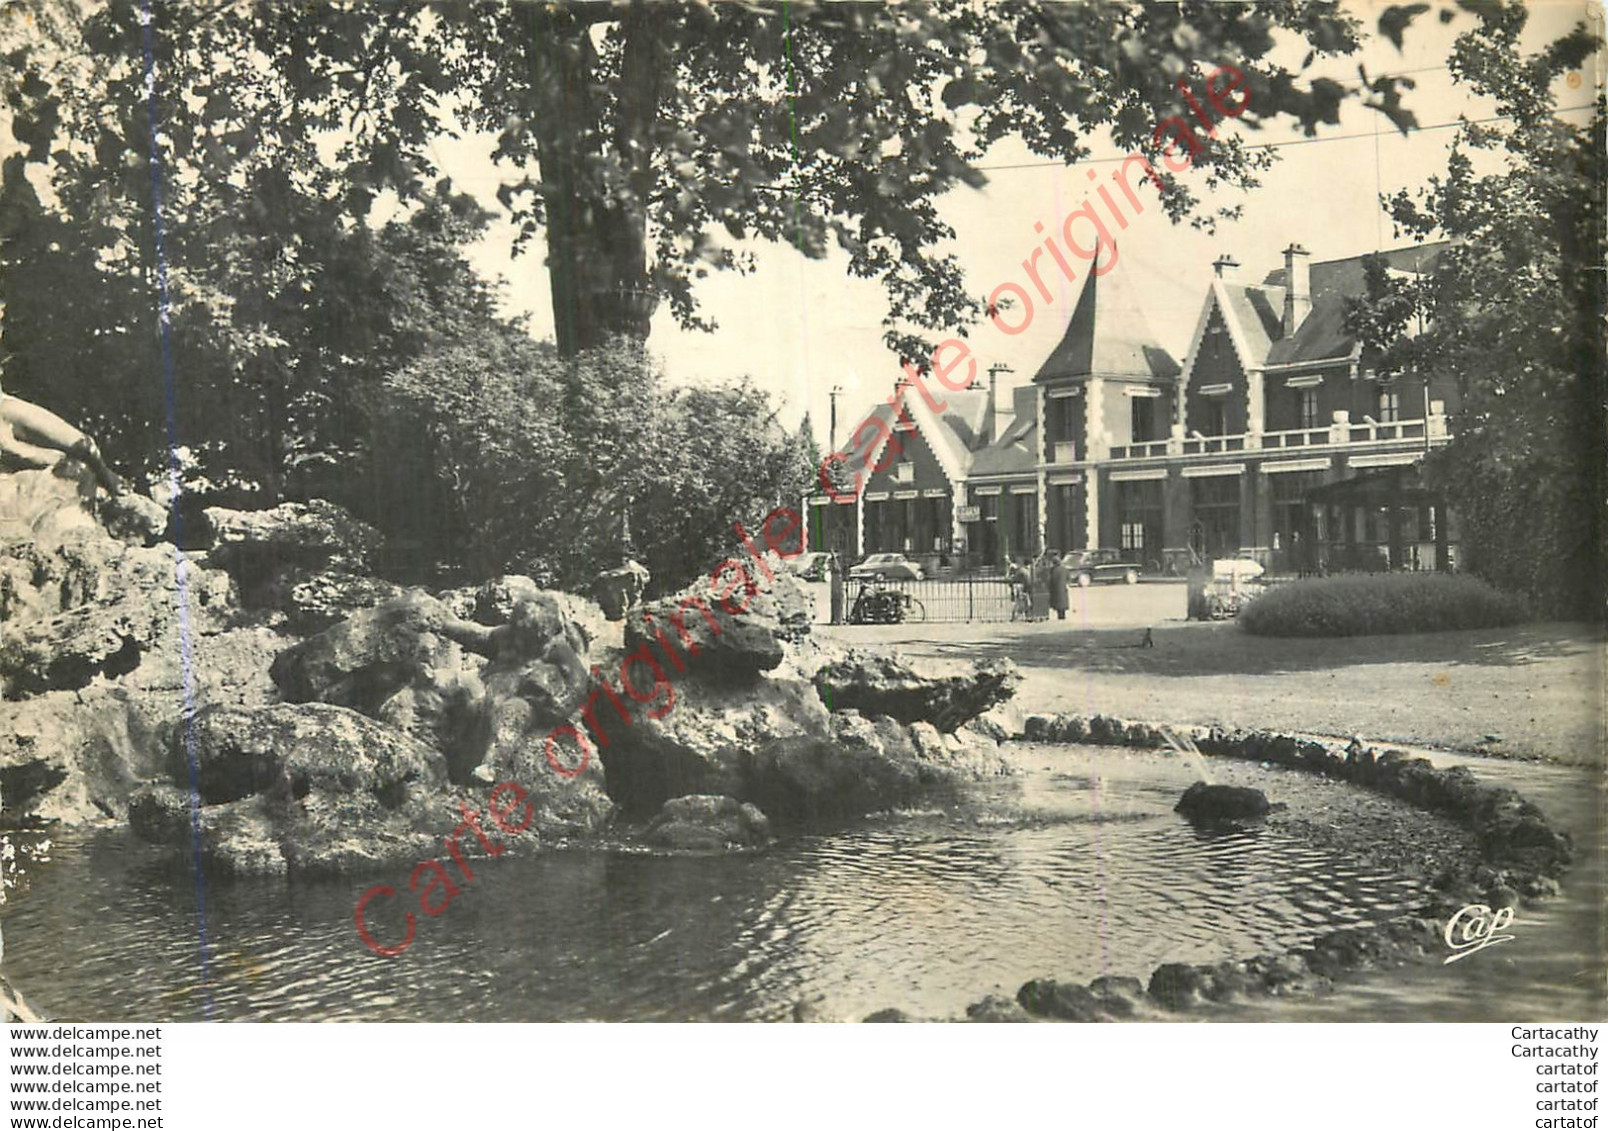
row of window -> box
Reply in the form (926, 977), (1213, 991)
(930, 384), (1408, 453)
(1293, 387), (1401, 430)
(1143, 386), (1405, 439)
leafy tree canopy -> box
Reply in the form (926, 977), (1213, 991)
(5, 0), (1455, 365)
(1345, 1), (1604, 617)
(381, 334), (813, 591)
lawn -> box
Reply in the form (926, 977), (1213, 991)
(818, 619), (1606, 767)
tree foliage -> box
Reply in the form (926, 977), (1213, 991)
(381, 335), (813, 592)
(2, 0), (512, 504)
(4, 0), (1435, 366)
(2, 0), (1539, 595)
(1346, 2), (1605, 618)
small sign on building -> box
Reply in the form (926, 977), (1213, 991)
(957, 504), (981, 523)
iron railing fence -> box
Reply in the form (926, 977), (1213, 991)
(842, 576), (1018, 623)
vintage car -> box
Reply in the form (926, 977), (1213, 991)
(848, 552), (925, 582)
(1069, 549), (1141, 587)
(1206, 556), (1268, 618)
(1213, 556), (1266, 582)
(785, 551), (833, 581)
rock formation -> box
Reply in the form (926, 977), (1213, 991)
(0, 467), (276, 823)
(1174, 781), (1272, 823)
(601, 564), (1012, 823)
(128, 703), (449, 876)
(645, 794), (772, 850)
(2, 464), (1020, 873)
(812, 651), (1021, 733)
(202, 499), (397, 633)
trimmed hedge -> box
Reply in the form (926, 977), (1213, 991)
(1239, 573), (1526, 637)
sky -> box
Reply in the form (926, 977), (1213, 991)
(428, 0), (1599, 451)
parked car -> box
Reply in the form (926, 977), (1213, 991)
(1213, 556), (1266, 582)
(786, 551), (832, 581)
(848, 552), (925, 582)
(1206, 555), (1268, 618)
(1069, 549), (1140, 587)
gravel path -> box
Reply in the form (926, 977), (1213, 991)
(821, 619), (1605, 766)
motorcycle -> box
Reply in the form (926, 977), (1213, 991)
(847, 581), (926, 625)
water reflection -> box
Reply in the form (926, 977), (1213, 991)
(4, 748), (1433, 1022)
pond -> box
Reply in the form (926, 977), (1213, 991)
(0, 745), (1461, 1022)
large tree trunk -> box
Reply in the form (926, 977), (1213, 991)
(529, 2), (664, 358)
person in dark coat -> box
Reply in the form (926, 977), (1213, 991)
(1049, 552), (1070, 619)
(829, 551), (846, 625)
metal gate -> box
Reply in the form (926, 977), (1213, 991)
(844, 576), (1016, 623)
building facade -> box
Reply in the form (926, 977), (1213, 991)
(811, 242), (1458, 575)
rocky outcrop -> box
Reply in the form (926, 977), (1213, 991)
(269, 591), (494, 780)
(0, 471), (236, 701)
(202, 499), (389, 631)
(598, 660), (1011, 824)
(1, 542), (236, 697)
(599, 555), (1017, 822)
(177, 703), (446, 805)
(598, 668), (828, 815)
(203, 498), (382, 579)
(275, 571), (403, 636)
(5, 459), (1020, 865)
(1174, 781), (1271, 823)
(269, 592), (467, 713)
(812, 652), (1021, 733)
(270, 587), (614, 835)
(0, 626), (277, 824)
(129, 702), (450, 876)
(644, 794), (772, 850)
(625, 557), (812, 678)
(579, 547), (1014, 823)
(746, 711), (1009, 824)
(0, 469), (282, 823)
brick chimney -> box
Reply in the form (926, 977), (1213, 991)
(982, 363), (1011, 445)
(1282, 243), (1311, 336)
(1212, 254), (1240, 277)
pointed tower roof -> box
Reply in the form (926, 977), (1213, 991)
(1032, 265), (1181, 384)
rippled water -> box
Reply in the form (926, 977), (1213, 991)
(3, 746), (1435, 1022)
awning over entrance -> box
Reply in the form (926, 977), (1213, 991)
(1304, 463), (1437, 506)
(1302, 462), (1450, 573)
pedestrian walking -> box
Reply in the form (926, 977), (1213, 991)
(1049, 552), (1070, 620)
(829, 551), (845, 625)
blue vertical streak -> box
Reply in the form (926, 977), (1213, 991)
(139, 0), (214, 1019)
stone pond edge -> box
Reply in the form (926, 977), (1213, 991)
(876, 711), (1576, 1023)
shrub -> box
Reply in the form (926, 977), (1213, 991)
(1239, 573), (1528, 638)
(376, 334), (813, 593)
